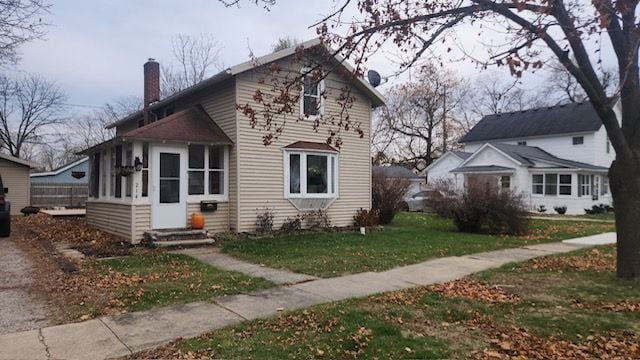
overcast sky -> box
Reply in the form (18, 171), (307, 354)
(13, 0), (615, 117)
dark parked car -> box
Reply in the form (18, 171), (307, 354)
(0, 175), (10, 237)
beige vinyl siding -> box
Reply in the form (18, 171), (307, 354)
(234, 67), (372, 232)
(0, 159), (30, 215)
(132, 204), (150, 243)
(198, 80), (238, 231)
(86, 202), (132, 240)
(186, 202), (230, 233)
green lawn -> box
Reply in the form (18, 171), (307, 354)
(221, 213), (615, 277)
(130, 246), (640, 359)
(93, 253), (274, 312)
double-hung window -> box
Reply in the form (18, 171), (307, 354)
(300, 69), (324, 117)
(187, 144), (227, 199)
(532, 173), (571, 196)
(578, 174), (591, 197)
(532, 174), (544, 194)
(559, 174), (572, 195)
(285, 151), (338, 198)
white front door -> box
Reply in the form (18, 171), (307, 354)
(151, 145), (187, 229)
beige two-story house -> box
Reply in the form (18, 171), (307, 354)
(82, 38), (385, 243)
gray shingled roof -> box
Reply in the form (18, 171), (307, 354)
(452, 151), (472, 160)
(374, 165), (421, 179)
(489, 143), (608, 170)
(461, 102), (603, 143)
(452, 165), (515, 173)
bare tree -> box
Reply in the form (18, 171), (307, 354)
(0, 73), (66, 158)
(161, 34), (224, 97)
(376, 66), (465, 171)
(544, 61), (616, 104)
(271, 36), (301, 52)
(0, 0), (49, 65)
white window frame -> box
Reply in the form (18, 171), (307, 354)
(531, 173), (572, 197)
(558, 174), (572, 196)
(284, 149), (338, 199)
(578, 174), (592, 197)
(299, 68), (325, 118)
(187, 144), (229, 202)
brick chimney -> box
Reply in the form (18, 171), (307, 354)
(143, 58), (160, 126)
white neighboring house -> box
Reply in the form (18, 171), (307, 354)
(374, 165), (424, 202)
(425, 101), (616, 215)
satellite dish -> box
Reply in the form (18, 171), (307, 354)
(367, 70), (382, 87)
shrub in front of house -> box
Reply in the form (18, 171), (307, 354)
(280, 215), (303, 233)
(584, 203), (613, 215)
(255, 206), (275, 234)
(537, 205), (547, 213)
(353, 208), (379, 227)
(554, 205), (568, 215)
(303, 209), (331, 230)
(430, 181), (529, 235)
(372, 169), (411, 225)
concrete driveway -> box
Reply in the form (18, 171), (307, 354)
(0, 238), (51, 335)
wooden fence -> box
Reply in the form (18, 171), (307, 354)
(30, 182), (88, 208)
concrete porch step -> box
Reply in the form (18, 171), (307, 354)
(144, 229), (209, 243)
(153, 239), (216, 248)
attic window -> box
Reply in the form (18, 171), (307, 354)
(300, 68), (324, 117)
(517, 141), (527, 146)
(572, 136), (584, 145)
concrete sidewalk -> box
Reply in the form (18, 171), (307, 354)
(0, 233), (615, 360)
(171, 247), (318, 285)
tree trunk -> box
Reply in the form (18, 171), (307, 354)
(609, 155), (640, 280)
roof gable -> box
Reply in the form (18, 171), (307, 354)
(107, 38), (385, 129)
(121, 105), (232, 144)
(461, 102), (603, 143)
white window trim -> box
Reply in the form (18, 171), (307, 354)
(531, 173), (573, 197)
(299, 68), (325, 118)
(187, 145), (229, 202)
(283, 149), (338, 199)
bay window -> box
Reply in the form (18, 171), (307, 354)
(285, 151), (338, 198)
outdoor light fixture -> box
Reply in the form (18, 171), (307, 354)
(134, 156), (143, 171)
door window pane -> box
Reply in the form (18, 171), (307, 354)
(289, 154), (300, 193)
(160, 153), (180, 203)
(160, 179), (180, 203)
(307, 154), (327, 194)
(160, 153), (180, 177)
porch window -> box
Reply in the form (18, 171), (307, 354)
(517, 141), (527, 146)
(142, 143), (149, 197)
(602, 176), (609, 195)
(113, 145), (123, 198)
(559, 174), (572, 195)
(578, 174), (591, 197)
(125, 144), (132, 197)
(208, 146), (224, 194)
(285, 150), (338, 198)
(300, 69), (324, 117)
(90, 152), (100, 198)
(532, 174), (544, 194)
(101, 151), (108, 197)
(500, 175), (511, 190)
(188, 145), (205, 195)
(188, 144), (227, 198)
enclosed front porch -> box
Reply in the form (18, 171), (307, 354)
(83, 106), (234, 243)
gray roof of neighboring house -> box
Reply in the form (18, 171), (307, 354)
(489, 143), (608, 170)
(452, 165), (515, 173)
(460, 102), (603, 143)
(374, 165), (421, 179)
(452, 151), (472, 160)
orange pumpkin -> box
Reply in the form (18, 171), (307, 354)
(191, 212), (205, 229)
